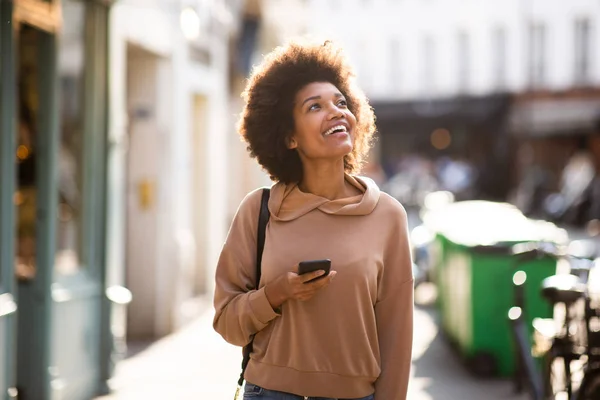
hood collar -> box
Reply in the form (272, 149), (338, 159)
(269, 174), (380, 222)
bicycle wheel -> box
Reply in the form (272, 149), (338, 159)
(577, 369), (600, 400)
(543, 351), (569, 399)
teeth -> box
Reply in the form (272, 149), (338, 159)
(324, 125), (347, 136)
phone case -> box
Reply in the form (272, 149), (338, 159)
(298, 259), (331, 282)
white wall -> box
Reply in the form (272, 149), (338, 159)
(300, 0), (600, 100)
(185, 29), (232, 297)
(226, 73), (272, 224)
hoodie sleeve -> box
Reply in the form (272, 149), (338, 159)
(374, 201), (414, 400)
(213, 189), (280, 347)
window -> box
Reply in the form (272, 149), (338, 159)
(56, 0), (86, 274)
(12, 0), (64, 281)
(457, 31), (470, 93)
(421, 35), (434, 95)
(574, 18), (591, 85)
(529, 23), (546, 88)
(492, 27), (506, 90)
(390, 38), (401, 93)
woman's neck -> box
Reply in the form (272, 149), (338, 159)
(298, 161), (355, 200)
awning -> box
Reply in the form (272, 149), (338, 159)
(508, 98), (600, 137)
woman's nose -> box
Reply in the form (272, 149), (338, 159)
(328, 105), (344, 119)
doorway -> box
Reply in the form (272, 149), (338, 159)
(124, 45), (162, 339)
(15, 22), (56, 400)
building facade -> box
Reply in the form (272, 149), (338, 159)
(0, 0), (119, 398)
(108, 0), (246, 339)
(302, 0), (600, 101)
(226, 0), (273, 218)
(296, 0), (600, 202)
(0, 0), (262, 398)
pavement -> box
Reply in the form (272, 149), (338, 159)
(95, 285), (529, 400)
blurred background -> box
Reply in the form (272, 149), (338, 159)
(2, 0), (600, 399)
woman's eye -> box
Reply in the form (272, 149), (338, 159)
(337, 99), (348, 107)
(309, 103), (321, 111)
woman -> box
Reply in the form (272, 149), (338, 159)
(213, 39), (413, 400)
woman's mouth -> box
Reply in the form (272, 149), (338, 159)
(323, 125), (349, 137)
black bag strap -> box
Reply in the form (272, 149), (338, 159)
(255, 188), (270, 285)
(237, 188), (270, 389)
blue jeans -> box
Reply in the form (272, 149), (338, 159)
(243, 382), (375, 400)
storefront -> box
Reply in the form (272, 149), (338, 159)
(371, 94), (512, 200)
(0, 0), (122, 399)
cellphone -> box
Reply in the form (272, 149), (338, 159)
(298, 259), (331, 283)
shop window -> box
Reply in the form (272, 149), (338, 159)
(389, 38), (401, 94)
(492, 26), (506, 91)
(56, 0), (86, 275)
(574, 18), (591, 86)
(457, 30), (470, 94)
(421, 34), (435, 96)
(529, 23), (546, 89)
(16, 26), (41, 281)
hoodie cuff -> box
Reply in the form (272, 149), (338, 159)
(248, 287), (281, 325)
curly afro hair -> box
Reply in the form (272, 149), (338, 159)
(238, 38), (377, 183)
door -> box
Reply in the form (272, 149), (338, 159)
(0, 1), (19, 399)
(13, 6), (60, 400)
(124, 46), (161, 339)
(192, 95), (209, 295)
(1, 1), (61, 398)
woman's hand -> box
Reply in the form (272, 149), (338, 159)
(264, 266), (337, 309)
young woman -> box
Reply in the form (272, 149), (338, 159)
(213, 39), (413, 400)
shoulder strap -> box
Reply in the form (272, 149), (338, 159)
(255, 188), (271, 287)
(237, 188), (270, 390)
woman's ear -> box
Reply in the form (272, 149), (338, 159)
(286, 135), (298, 150)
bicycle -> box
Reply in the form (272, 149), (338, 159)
(508, 242), (600, 400)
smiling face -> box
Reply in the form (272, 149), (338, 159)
(288, 81), (357, 166)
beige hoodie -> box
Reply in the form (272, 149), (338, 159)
(213, 175), (413, 399)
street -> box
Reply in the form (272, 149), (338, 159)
(409, 287), (528, 400)
(95, 285), (529, 400)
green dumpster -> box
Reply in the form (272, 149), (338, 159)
(423, 201), (568, 377)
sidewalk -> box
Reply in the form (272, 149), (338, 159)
(95, 297), (243, 400)
(96, 287), (528, 400)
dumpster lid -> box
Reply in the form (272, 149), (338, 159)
(422, 201), (568, 247)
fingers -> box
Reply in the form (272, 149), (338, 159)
(298, 269), (328, 284)
(295, 271), (337, 301)
(284, 266), (337, 302)
(304, 270), (337, 286)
